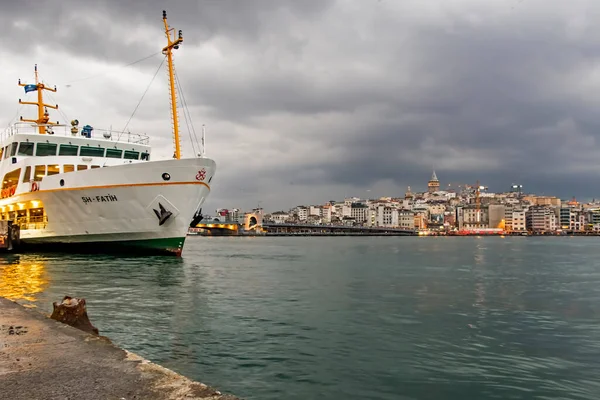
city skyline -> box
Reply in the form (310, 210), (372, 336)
(211, 169), (597, 214)
(2, 1), (600, 211)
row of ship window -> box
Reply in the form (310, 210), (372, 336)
(0, 142), (150, 160)
(2, 164), (104, 190)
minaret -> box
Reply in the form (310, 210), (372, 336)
(427, 170), (440, 193)
(405, 186), (414, 200)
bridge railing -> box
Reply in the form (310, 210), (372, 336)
(262, 223), (415, 232)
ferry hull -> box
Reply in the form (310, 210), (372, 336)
(18, 236), (187, 256)
(2, 157), (215, 256)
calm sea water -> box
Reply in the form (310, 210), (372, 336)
(2, 236), (600, 399)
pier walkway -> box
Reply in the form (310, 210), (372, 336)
(0, 297), (239, 400)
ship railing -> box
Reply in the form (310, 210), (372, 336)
(16, 215), (48, 230)
(2, 123), (150, 145)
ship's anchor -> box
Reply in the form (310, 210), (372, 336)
(189, 208), (203, 228)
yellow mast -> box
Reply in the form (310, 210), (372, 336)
(162, 10), (183, 159)
(18, 64), (59, 134)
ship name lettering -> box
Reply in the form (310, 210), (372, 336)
(82, 194), (118, 204)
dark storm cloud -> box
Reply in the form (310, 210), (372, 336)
(231, 7), (600, 202)
(3, 0), (600, 210)
(0, 0), (332, 62)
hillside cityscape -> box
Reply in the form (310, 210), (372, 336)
(207, 171), (600, 234)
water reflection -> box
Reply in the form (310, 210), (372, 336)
(0, 255), (48, 306)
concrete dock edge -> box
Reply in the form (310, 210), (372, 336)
(0, 297), (241, 400)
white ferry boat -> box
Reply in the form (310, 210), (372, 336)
(0, 11), (215, 256)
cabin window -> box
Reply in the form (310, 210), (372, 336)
(2, 168), (21, 189)
(106, 149), (123, 158)
(63, 165), (75, 173)
(141, 151), (150, 161)
(0, 147), (4, 159)
(77, 165), (87, 171)
(80, 146), (105, 157)
(22, 166), (31, 183)
(47, 165), (60, 176)
(16, 210), (26, 222)
(91, 165), (100, 169)
(9, 143), (18, 157)
(59, 144), (78, 156)
(18, 142), (34, 156)
(36, 143), (57, 156)
(124, 150), (139, 160)
(34, 165), (46, 181)
(29, 208), (44, 223)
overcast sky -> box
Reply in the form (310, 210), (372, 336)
(2, 0), (600, 212)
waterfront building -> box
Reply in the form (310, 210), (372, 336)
(414, 213), (427, 229)
(309, 206), (321, 216)
(321, 206), (332, 223)
(350, 203), (369, 224)
(428, 203), (446, 216)
(443, 212), (456, 229)
(296, 207), (308, 221)
(457, 205), (490, 229)
(588, 210), (600, 226)
(526, 205), (557, 232)
(559, 207), (573, 230)
(503, 205), (515, 231)
(336, 203), (351, 218)
(270, 211), (289, 224)
(376, 206), (399, 227)
(399, 211), (415, 229)
(511, 210), (527, 232)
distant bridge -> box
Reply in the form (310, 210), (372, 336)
(191, 221), (417, 236)
(261, 223), (416, 236)
(192, 223), (239, 236)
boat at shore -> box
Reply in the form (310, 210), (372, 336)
(0, 11), (215, 256)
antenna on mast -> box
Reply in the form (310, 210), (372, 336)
(18, 64), (59, 134)
(162, 10), (183, 159)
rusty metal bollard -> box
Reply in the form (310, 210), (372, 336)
(50, 296), (99, 336)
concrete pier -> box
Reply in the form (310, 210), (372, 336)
(0, 297), (240, 400)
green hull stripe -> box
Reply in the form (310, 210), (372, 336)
(19, 237), (187, 256)
(111, 237), (186, 250)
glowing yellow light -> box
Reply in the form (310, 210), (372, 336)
(31, 201), (39, 208)
(0, 262), (48, 303)
(17, 203), (24, 209)
(8, 205), (14, 211)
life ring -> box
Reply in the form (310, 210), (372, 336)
(31, 182), (39, 192)
(9, 186), (16, 196)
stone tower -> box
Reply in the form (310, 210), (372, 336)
(427, 170), (440, 193)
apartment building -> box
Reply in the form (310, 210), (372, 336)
(526, 205), (556, 232)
